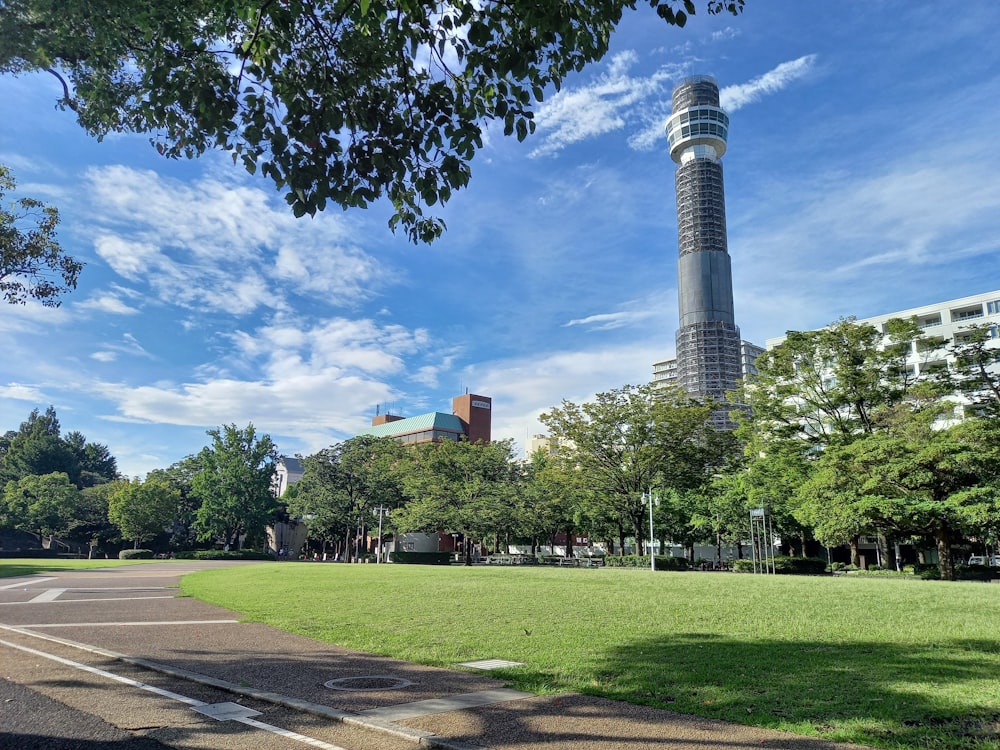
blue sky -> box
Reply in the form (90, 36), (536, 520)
(3, 1), (1000, 477)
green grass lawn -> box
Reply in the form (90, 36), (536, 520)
(181, 564), (1000, 750)
(0, 559), (153, 578)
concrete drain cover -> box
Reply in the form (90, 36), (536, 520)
(193, 702), (262, 721)
(323, 675), (413, 691)
(459, 659), (525, 670)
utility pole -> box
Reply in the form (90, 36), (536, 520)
(372, 505), (390, 563)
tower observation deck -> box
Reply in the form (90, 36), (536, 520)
(665, 75), (742, 428)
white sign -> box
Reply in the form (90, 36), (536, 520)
(472, 400), (491, 409)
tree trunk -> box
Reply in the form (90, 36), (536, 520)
(629, 508), (645, 556)
(566, 526), (574, 558)
(799, 531), (808, 558)
(935, 523), (955, 581)
(617, 523), (626, 557)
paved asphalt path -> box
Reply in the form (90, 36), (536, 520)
(0, 562), (877, 750)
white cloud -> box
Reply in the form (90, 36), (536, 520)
(530, 53), (684, 158)
(0, 383), (48, 402)
(461, 341), (666, 457)
(82, 166), (392, 315)
(720, 55), (818, 111)
(564, 309), (656, 331)
(531, 54), (819, 156)
(92, 316), (434, 448)
(730, 136), (1000, 344)
(711, 27), (741, 43)
(273, 241), (388, 300)
(76, 292), (140, 315)
(0, 299), (70, 334)
(91, 351), (117, 363)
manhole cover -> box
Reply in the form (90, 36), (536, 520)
(323, 675), (413, 691)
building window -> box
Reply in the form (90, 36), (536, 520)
(987, 300), (1000, 315)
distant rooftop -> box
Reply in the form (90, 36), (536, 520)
(357, 411), (465, 438)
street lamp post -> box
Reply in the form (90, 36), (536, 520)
(644, 490), (660, 572)
(372, 505), (390, 563)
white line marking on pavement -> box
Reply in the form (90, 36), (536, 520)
(238, 716), (352, 749)
(0, 638), (351, 750)
(20, 620), (240, 628)
(43, 587), (172, 591)
(0, 596), (174, 607)
(29, 588), (65, 603)
(0, 577), (57, 590)
(0, 595), (175, 606)
(0, 638), (204, 706)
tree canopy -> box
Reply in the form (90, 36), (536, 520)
(394, 437), (521, 563)
(191, 423), (278, 548)
(739, 317), (1000, 578)
(0, 164), (82, 306)
(108, 476), (181, 548)
(0, 0), (743, 243)
(288, 435), (405, 560)
(540, 383), (729, 553)
(2, 471), (80, 540)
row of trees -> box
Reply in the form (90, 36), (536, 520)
(279, 385), (735, 564)
(731, 319), (1000, 580)
(0, 414), (279, 554)
(277, 318), (1000, 581)
(4, 319), (996, 578)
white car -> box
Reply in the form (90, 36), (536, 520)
(967, 555), (1000, 566)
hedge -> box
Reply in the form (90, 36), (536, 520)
(388, 551), (452, 565)
(732, 556), (829, 575)
(119, 549), (154, 560)
(605, 555), (689, 571)
(0, 549), (58, 559)
(173, 550), (273, 561)
(956, 563), (999, 582)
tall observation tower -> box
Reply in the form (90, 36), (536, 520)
(665, 75), (743, 428)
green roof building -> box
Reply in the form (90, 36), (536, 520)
(357, 392), (492, 445)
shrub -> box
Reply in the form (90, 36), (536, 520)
(957, 564), (998, 582)
(913, 563), (942, 580)
(388, 551), (452, 565)
(119, 549), (154, 560)
(173, 549), (273, 561)
(732, 556), (829, 575)
(604, 555), (689, 571)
